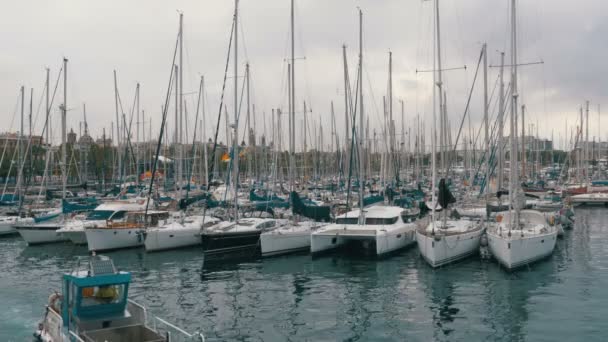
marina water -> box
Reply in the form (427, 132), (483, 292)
(2, 208), (607, 341)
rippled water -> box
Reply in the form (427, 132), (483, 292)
(2, 208), (608, 341)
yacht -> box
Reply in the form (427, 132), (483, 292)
(57, 199), (151, 245)
(33, 254), (204, 341)
(86, 210), (170, 252)
(486, 210), (558, 270)
(416, 214), (484, 267)
(311, 206), (418, 257)
(0, 215), (34, 236)
(201, 217), (281, 260)
(144, 214), (221, 252)
(14, 208), (66, 245)
(260, 220), (327, 257)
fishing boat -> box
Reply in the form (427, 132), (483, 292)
(311, 206), (419, 257)
(57, 199), (150, 245)
(33, 254), (203, 341)
(144, 214), (221, 252)
(86, 210), (170, 252)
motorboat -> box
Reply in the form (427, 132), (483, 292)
(33, 254), (204, 341)
(144, 214), (221, 252)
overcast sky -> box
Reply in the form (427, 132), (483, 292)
(1, 0), (606, 151)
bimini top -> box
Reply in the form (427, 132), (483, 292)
(61, 255), (131, 325)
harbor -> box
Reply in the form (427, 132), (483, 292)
(1, 0), (607, 340)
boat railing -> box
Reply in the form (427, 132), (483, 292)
(68, 330), (86, 342)
(128, 299), (205, 342)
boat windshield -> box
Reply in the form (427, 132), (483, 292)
(335, 217), (359, 225)
(86, 210), (115, 220)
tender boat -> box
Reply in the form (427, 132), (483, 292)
(144, 214), (221, 252)
(33, 254), (204, 341)
(486, 210), (558, 270)
(310, 206), (419, 257)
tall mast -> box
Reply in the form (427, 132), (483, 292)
(483, 43), (490, 195)
(358, 8), (365, 223)
(233, 0), (239, 219)
(342, 45), (350, 179)
(62, 58), (68, 199)
(45, 68), (50, 186)
(521, 104), (525, 179)
(113, 70), (121, 183)
(497, 52), (505, 190)
(179, 12), (184, 194)
(202, 76), (209, 187)
(174, 64), (179, 193)
(586, 100), (589, 182)
(289, 0), (296, 192)
(435, 0), (445, 176)
(136, 82), (140, 183)
(510, 0), (520, 229)
(246, 63), (251, 180)
(389, 51), (395, 185)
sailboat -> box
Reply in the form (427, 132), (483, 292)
(486, 0), (557, 270)
(415, 0), (484, 268)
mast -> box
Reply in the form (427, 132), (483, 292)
(179, 12), (184, 195)
(246, 63), (251, 181)
(174, 64), (179, 193)
(233, 0), (239, 219)
(358, 8), (365, 223)
(289, 0), (296, 192)
(45, 68), (50, 187)
(342, 45), (350, 179)
(62, 58), (68, 199)
(483, 43), (490, 195)
(113, 70), (121, 183)
(497, 52), (505, 190)
(136, 83), (140, 183)
(521, 104), (526, 180)
(510, 0), (520, 230)
(432, 0), (444, 229)
(586, 100), (589, 182)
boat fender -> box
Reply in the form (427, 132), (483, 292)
(480, 234), (488, 247)
(496, 214), (503, 223)
(548, 215), (555, 226)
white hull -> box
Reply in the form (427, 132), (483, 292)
(571, 193), (608, 206)
(0, 221), (16, 235)
(86, 228), (143, 251)
(16, 226), (68, 245)
(311, 223), (416, 256)
(261, 226), (311, 257)
(487, 230), (557, 270)
(62, 229), (88, 245)
(416, 220), (484, 268)
(145, 226), (200, 252)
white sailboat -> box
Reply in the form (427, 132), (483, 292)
(416, 0), (484, 268)
(144, 214), (221, 252)
(486, 0), (557, 270)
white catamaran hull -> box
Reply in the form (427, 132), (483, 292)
(311, 224), (416, 257)
(416, 221), (484, 268)
(86, 228), (143, 251)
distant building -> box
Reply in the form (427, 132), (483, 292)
(67, 128), (77, 144)
(0, 132), (44, 149)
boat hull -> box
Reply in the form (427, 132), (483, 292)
(311, 224), (416, 257)
(145, 226), (201, 252)
(62, 229), (88, 245)
(416, 222), (484, 268)
(487, 230), (557, 270)
(261, 229), (310, 257)
(16, 225), (68, 245)
(86, 228), (144, 252)
(202, 230), (262, 260)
